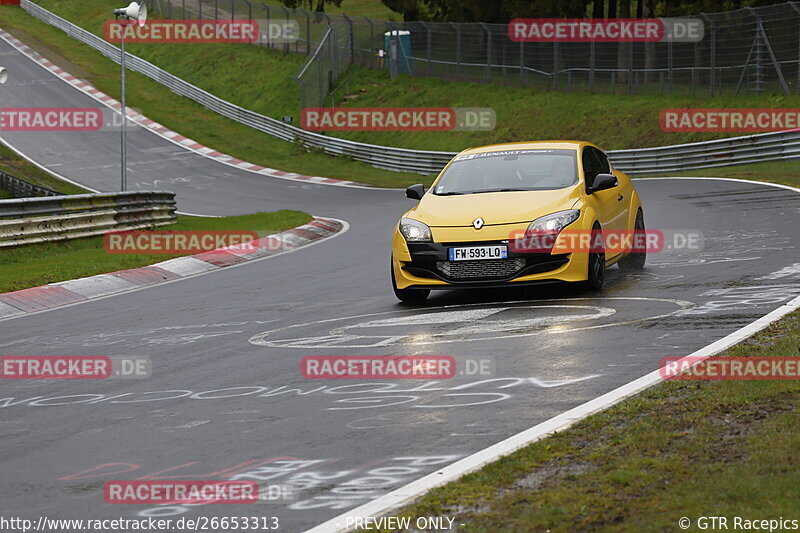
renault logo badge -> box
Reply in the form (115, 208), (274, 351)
(473, 217), (485, 229)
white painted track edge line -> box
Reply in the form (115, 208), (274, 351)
(635, 176), (800, 194)
(0, 218), (350, 323)
(305, 177), (800, 533)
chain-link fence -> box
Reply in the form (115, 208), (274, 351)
(147, 0), (800, 108)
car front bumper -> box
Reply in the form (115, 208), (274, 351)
(392, 223), (590, 290)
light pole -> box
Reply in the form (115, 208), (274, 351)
(112, 2), (146, 191)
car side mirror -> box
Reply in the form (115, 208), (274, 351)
(589, 173), (618, 193)
(406, 183), (425, 200)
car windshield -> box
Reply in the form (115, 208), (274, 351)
(432, 149), (578, 195)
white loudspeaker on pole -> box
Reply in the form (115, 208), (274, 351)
(0, 67), (7, 85)
(112, 1), (146, 191)
(114, 2), (147, 25)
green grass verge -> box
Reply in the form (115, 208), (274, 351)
(0, 5), (427, 188)
(374, 309), (800, 532)
(0, 143), (91, 195)
(0, 210), (311, 293)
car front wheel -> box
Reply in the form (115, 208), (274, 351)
(584, 223), (605, 290)
(618, 209), (647, 271)
(392, 258), (430, 303)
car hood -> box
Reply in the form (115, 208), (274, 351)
(407, 186), (582, 227)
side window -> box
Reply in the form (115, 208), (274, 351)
(591, 147), (611, 174)
(581, 148), (600, 189)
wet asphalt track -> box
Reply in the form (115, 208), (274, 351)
(1, 35), (800, 532)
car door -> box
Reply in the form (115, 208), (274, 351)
(594, 148), (630, 233)
(581, 147), (628, 258)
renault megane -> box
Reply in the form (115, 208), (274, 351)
(391, 141), (647, 302)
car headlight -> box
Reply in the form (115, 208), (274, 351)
(526, 210), (580, 234)
(399, 218), (432, 242)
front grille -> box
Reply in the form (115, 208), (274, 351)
(436, 258), (526, 280)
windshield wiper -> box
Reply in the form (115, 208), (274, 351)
(435, 191), (465, 196)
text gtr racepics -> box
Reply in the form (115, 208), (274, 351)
(391, 141), (647, 302)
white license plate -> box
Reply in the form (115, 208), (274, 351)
(448, 245), (508, 261)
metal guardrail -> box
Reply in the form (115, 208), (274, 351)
(0, 191), (177, 247)
(18, 0), (800, 175)
(0, 169), (59, 198)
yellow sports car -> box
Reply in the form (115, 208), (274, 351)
(391, 141), (646, 302)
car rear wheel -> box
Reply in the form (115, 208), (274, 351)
(392, 258), (430, 303)
(584, 224), (605, 290)
(618, 210), (646, 271)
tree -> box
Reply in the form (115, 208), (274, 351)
(380, 0), (420, 20)
(280, 0), (343, 13)
(592, 0), (604, 18)
(381, 0), (590, 22)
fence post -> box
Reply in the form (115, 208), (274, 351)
(480, 22), (491, 83)
(700, 14), (716, 97)
(519, 40), (526, 87)
(198, 0), (202, 19)
(792, 3), (800, 93)
(628, 40), (633, 95)
(214, 0), (218, 21)
(589, 41), (595, 92)
(366, 17), (375, 68)
(667, 26), (673, 94)
(450, 23), (461, 81)
(420, 21), (432, 77)
(317, 46), (323, 107)
(305, 10), (311, 56)
(268, 2), (272, 47)
(342, 14), (354, 65)
(292, 8), (298, 53)
(553, 41), (559, 90)
(280, 5), (290, 53)
(331, 28), (338, 102)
